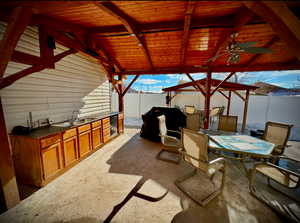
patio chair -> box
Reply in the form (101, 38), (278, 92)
(209, 106), (225, 125)
(249, 156), (300, 222)
(184, 105), (196, 114)
(262, 121), (293, 155)
(218, 115), (238, 132)
(175, 128), (226, 206)
(157, 115), (182, 164)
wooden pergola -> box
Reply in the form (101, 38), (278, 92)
(162, 77), (258, 130)
(0, 1), (300, 210)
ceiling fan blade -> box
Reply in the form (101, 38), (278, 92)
(207, 53), (226, 62)
(242, 47), (272, 54)
(236, 41), (257, 48)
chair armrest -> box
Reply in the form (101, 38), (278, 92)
(209, 157), (225, 166)
(256, 162), (300, 178)
(167, 130), (181, 135)
(160, 134), (179, 142)
(272, 155), (300, 163)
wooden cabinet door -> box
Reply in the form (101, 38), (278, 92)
(92, 127), (102, 150)
(78, 130), (92, 157)
(41, 142), (62, 180)
(63, 136), (78, 167)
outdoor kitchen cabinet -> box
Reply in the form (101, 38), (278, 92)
(10, 112), (121, 187)
(92, 120), (103, 150)
(41, 141), (63, 180)
(62, 128), (78, 167)
(10, 133), (64, 186)
(78, 124), (92, 158)
(102, 117), (111, 143)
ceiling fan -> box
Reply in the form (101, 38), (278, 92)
(204, 32), (273, 65)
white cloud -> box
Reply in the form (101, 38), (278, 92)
(136, 78), (161, 85)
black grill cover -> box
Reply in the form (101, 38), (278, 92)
(140, 107), (186, 142)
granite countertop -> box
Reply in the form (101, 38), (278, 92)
(13, 112), (120, 139)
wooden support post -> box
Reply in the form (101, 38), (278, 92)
(118, 75), (124, 112)
(0, 97), (20, 209)
(204, 72), (212, 129)
(227, 91), (231, 115)
(122, 75), (139, 97)
(217, 90), (229, 100)
(0, 7), (32, 77)
(185, 73), (206, 96)
(233, 90), (246, 101)
(242, 90), (250, 132)
(38, 25), (55, 68)
(166, 92), (170, 107)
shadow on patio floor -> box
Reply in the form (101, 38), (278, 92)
(105, 132), (283, 223)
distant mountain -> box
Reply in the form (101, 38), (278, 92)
(253, 82), (300, 95)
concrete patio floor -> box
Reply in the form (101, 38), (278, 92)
(0, 128), (299, 223)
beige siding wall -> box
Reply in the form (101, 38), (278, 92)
(0, 23), (111, 132)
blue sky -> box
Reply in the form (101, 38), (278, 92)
(124, 70), (300, 92)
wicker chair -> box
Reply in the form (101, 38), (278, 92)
(250, 157), (300, 222)
(262, 122), (293, 155)
(157, 115), (182, 164)
(175, 128), (226, 206)
(218, 115), (238, 132)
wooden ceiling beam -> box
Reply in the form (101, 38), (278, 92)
(114, 62), (300, 75)
(206, 7), (254, 67)
(38, 25), (55, 69)
(0, 7), (32, 78)
(122, 75), (140, 97)
(11, 51), (41, 65)
(88, 14), (264, 36)
(181, 1), (196, 66)
(244, 1), (300, 61)
(45, 29), (113, 70)
(87, 37), (123, 72)
(95, 2), (154, 70)
(185, 73), (206, 96)
(0, 49), (76, 89)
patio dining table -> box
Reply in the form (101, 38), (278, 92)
(199, 129), (276, 177)
(199, 129), (275, 158)
(209, 134), (275, 159)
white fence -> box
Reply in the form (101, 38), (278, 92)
(112, 92), (300, 140)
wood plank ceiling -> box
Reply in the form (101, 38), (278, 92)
(1, 1), (300, 77)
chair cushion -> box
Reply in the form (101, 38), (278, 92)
(256, 164), (298, 187)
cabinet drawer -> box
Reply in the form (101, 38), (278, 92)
(102, 118), (110, 124)
(103, 127), (110, 135)
(92, 120), (101, 128)
(118, 113), (124, 119)
(103, 122), (110, 129)
(63, 128), (77, 140)
(78, 124), (91, 133)
(41, 134), (61, 148)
